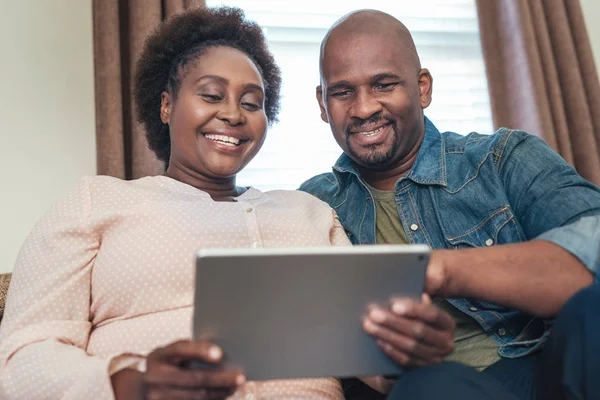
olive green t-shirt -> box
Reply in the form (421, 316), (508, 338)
(366, 183), (501, 370)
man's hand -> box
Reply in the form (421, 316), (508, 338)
(362, 294), (455, 368)
(112, 339), (246, 400)
(424, 250), (451, 296)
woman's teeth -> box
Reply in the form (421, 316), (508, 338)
(204, 134), (241, 146)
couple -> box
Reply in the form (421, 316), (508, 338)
(1, 6), (599, 400)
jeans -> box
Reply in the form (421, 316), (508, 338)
(379, 284), (600, 400)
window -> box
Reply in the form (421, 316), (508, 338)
(206, 0), (493, 191)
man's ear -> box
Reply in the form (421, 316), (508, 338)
(316, 85), (329, 123)
(418, 68), (433, 109)
(160, 91), (172, 124)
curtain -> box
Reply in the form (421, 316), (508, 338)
(476, 0), (600, 186)
(93, 0), (206, 179)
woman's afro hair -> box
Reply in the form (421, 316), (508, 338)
(134, 6), (281, 163)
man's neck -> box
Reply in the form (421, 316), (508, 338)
(358, 154), (416, 191)
(358, 134), (423, 192)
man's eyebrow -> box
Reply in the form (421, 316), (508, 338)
(327, 80), (352, 92)
(372, 73), (403, 81)
(327, 73), (404, 92)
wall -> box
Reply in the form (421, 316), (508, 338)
(581, 0), (600, 69)
(0, 1), (96, 273)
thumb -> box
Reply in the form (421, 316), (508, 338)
(421, 293), (432, 305)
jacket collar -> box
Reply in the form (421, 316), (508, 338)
(332, 116), (447, 187)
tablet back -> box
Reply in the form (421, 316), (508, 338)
(193, 245), (429, 381)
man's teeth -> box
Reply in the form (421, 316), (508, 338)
(204, 134), (241, 146)
(359, 126), (385, 136)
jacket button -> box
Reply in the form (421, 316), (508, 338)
(469, 306), (478, 312)
(410, 224), (419, 231)
(498, 328), (506, 336)
(485, 238), (494, 246)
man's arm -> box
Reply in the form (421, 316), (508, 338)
(431, 131), (600, 317)
(433, 235), (594, 318)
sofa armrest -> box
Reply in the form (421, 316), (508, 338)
(0, 272), (12, 326)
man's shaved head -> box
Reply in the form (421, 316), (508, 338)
(315, 8), (433, 174)
(319, 10), (421, 78)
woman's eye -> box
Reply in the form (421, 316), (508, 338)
(242, 102), (261, 111)
(201, 94), (222, 102)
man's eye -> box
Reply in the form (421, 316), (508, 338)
(374, 83), (397, 91)
(332, 90), (352, 98)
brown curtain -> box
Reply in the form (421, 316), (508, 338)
(476, 0), (600, 186)
(93, 0), (206, 179)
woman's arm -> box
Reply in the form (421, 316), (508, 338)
(0, 177), (141, 400)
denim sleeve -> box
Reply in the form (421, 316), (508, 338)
(536, 216), (600, 280)
(498, 131), (600, 279)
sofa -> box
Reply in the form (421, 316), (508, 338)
(0, 273), (11, 326)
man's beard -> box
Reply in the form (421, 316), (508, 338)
(346, 125), (400, 169)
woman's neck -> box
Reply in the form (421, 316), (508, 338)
(165, 161), (243, 200)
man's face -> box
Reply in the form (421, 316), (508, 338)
(318, 32), (432, 170)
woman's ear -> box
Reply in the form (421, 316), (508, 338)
(160, 92), (172, 124)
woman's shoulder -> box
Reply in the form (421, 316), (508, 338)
(260, 188), (335, 211)
(79, 174), (166, 192)
(66, 175), (171, 207)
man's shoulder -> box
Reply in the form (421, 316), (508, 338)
(441, 127), (534, 161)
(298, 172), (340, 205)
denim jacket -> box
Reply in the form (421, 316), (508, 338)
(300, 117), (600, 358)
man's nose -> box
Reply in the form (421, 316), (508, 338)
(349, 89), (383, 120)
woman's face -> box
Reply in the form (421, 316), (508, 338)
(161, 46), (268, 180)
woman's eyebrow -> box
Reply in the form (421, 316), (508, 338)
(195, 74), (228, 84)
(195, 75), (264, 94)
(242, 83), (264, 95)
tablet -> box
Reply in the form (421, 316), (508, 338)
(192, 244), (430, 381)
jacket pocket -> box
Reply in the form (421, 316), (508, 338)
(444, 206), (521, 248)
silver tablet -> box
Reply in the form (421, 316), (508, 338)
(192, 244), (430, 381)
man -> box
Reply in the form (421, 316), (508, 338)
(300, 9), (600, 400)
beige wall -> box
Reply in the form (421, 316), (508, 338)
(0, 1), (96, 273)
(0, 2), (599, 274)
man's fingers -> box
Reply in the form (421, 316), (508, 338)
(144, 363), (245, 389)
(365, 308), (454, 352)
(376, 340), (444, 368)
(149, 340), (223, 365)
(390, 298), (456, 331)
(364, 318), (451, 360)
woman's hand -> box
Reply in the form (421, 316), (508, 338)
(112, 339), (246, 400)
(362, 294), (455, 368)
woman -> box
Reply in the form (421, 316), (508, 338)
(0, 7), (348, 399)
